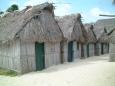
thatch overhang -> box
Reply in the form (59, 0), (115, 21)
(85, 24), (97, 43)
(98, 28), (110, 43)
(0, 2), (63, 43)
(56, 14), (87, 43)
(107, 28), (115, 44)
(94, 18), (115, 39)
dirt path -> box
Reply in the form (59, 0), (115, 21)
(0, 54), (115, 86)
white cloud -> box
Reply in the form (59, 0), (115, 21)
(22, 0), (71, 16)
(24, 0), (47, 6)
(54, 4), (71, 16)
(90, 7), (114, 17)
(82, 7), (115, 23)
(9, 0), (18, 5)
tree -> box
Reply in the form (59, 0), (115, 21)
(6, 4), (19, 12)
(113, 0), (115, 4)
(0, 11), (4, 15)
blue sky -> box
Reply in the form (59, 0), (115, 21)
(0, 0), (115, 23)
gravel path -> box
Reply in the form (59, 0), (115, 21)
(0, 54), (115, 86)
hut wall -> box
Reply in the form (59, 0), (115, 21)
(20, 41), (36, 73)
(89, 43), (94, 57)
(109, 43), (115, 61)
(103, 43), (109, 54)
(0, 39), (21, 73)
(96, 43), (101, 55)
(73, 41), (80, 59)
(62, 42), (68, 62)
(45, 42), (61, 68)
(73, 41), (79, 59)
(99, 43), (102, 55)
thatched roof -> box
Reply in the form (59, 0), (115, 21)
(0, 2), (63, 43)
(94, 18), (115, 39)
(98, 28), (110, 43)
(85, 24), (97, 43)
(56, 14), (87, 43)
(107, 28), (115, 44)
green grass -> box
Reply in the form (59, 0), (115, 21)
(0, 68), (17, 76)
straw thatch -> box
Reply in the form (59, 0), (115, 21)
(94, 18), (115, 39)
(104, 27), (115, 44)
(0, 2), (63, 43)
(85, 24), (97, 43)
(98, 28), (110, 43)
(56, 14), (87, 43)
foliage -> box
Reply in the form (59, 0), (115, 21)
(6, 4), (19, 12)
(113, 0), (115, 4)
(0, 68), (17, 76)
(0, 11), (4, 15)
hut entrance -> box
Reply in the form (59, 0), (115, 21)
(94, 43), (97, 55)
(68, 41), (73, 62)
(35, 42), (45, 70)
(81, 43), (84, 59)
(101, 43), (104, 54)
(87, 44), (89, 57)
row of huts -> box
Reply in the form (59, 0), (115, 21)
(94, 18), (115, 61)
(0, 3), (111, 74)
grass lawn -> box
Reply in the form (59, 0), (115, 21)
(0, 68), (17, 76)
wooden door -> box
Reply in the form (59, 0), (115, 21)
(87, 44), (89, 57)
(35, 42), (45, 70)
(81, 43), (84, 59)
(101, 43), (104, 54)
(68, 41), (73, 62)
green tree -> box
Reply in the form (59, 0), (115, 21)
(6, 4), (19, 12)
(0, 11), (4, 15)
(113, 0), (115, 4)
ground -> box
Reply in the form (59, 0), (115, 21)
(0, 54), (115, 86)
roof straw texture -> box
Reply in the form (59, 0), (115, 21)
(0, 2), (63, 43)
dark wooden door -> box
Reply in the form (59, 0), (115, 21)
(35, 42), (45, 70)
(68, 41), (73, 62)
(87, 44), (89, 57)
(81, 43), (84, 59)
(94, 43), (97, 55)
(101, 43), (104, 54)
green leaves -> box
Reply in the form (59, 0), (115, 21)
(113, 0), (115, 4)
(6, 4), (19, 12)
(0, 11), (4, 15)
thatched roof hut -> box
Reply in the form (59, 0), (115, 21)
(0, 2), (63, 43)
(97, 28), (110, 54)
(85, 24), (97, 43)
(0, 3), (63, 73)
(57, 14), (87, 43)
(98, 28), (110, 43)
(84, 24), (97, 57)
(94, 18), (115, 39)
(56, 14), (88, 60)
